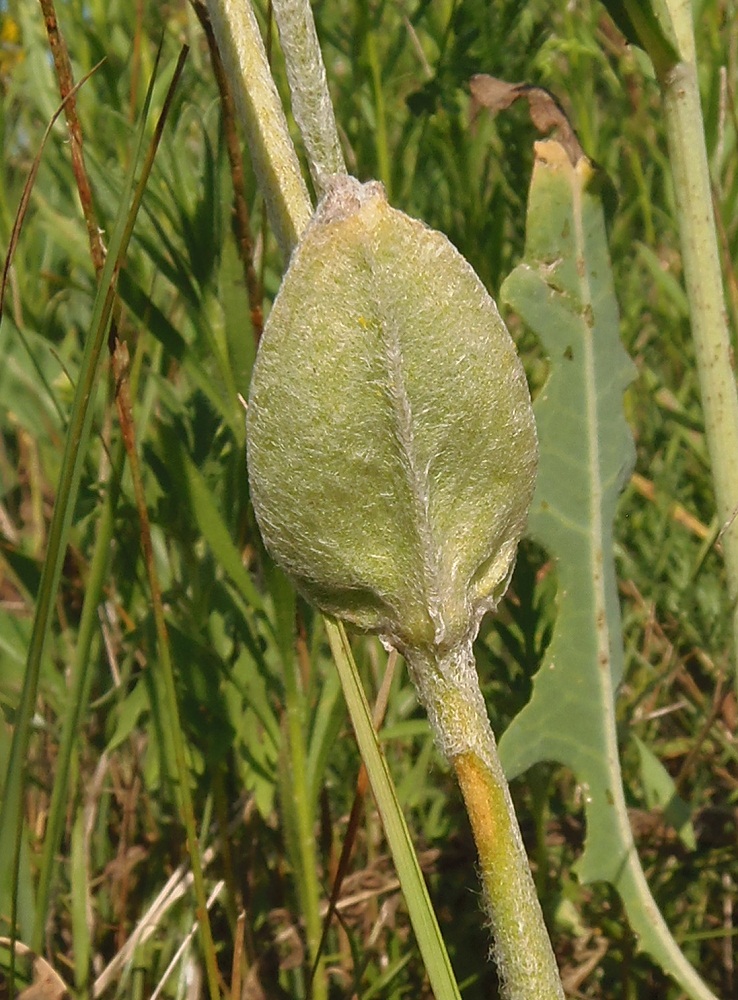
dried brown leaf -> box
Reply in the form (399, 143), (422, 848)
(470, 73), (586, 166)
(468, 74), (523, 113)
(0, 939), (70, 1000)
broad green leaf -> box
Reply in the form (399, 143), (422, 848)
(499, 140), (716, 1000)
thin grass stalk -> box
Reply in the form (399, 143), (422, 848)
(324, 620), (463, 1000)
(280, 635), (327, 1000)
(311, 649), (397, 986)
(655, 3), (738, 688)
(32, 436), (125, 951)
(230, 910), (247, 999)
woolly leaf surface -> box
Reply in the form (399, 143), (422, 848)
(247, 177), (537, 657)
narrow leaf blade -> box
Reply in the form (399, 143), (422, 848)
(325, 618), (462, 1000)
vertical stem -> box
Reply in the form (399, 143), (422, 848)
(408, 643), (564, 1000)
(271, 0), (346, 195)
(205, 0), (311, 256)
(33, 441), (125, 950)
(365, 28), (391, 200)
(280, 640), (328, 1000)
(453, 753), (563, 1000)
(656, 3), (738, 689)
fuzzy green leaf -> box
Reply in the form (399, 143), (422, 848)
(247, 176), (537, 662)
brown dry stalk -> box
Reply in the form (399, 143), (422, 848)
(0, 59), (102, 326)
(38, 0), (106, 277)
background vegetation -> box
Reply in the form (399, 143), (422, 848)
(0, 0), (736, 996)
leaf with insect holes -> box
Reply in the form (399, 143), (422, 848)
(498, 139), (715, 1000)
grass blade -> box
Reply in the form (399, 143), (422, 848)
(324, 617), (462, 1000)
(0, 44), (165, 972)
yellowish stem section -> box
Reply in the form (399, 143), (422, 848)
(408, 644), (564, 1000)
(453, 751), (506, 872)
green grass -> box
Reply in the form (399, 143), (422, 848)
(0, 0), (736, 997)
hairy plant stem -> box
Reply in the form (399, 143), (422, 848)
(406, 643), (564, 1000)
(271, 0), (346, 194)
(275, 595), (328, 1000)
(205, 0), (311, 256)
(655, 2), (738, 689)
